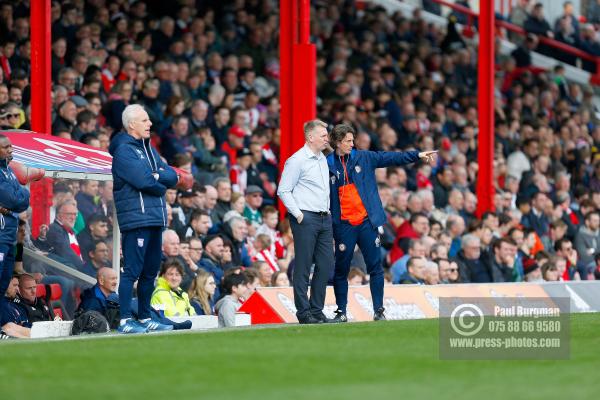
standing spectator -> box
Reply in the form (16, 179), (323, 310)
(524, 3), (554, 56)
(110, 104), (179, 334)
(0, 133), (30, 327)
(277, 120), (334, 324)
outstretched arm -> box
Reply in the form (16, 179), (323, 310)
(372, 150), (438, 168)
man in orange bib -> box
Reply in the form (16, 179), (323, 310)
(326, 124), (436, 321)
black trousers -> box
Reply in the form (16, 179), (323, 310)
(289, 211), (334, 319)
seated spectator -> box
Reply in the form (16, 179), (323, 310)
(220, 125), (246, 166)
(81, 240), (111, 278)
(45, 200), (84, 270)
(521, 191), (550, 238)
(212, 177), (233, 224)
(199, 234), (225, 295)
(221, 216), (252, 268)
(188, 270), (217, 316)
(16, 273), (54, 323)
(391, 239), (426, 284)
(574, 211), (600, 268)
(162, 229), (193, 291)
(252, 234), (278, 272)
(77, 214), (110, 263)
(523, 258), (543, 282)
(255, 205), (284, 258)
(230, 148), (253, 193)
(1, 276), (30, 338)
(78, 267), (120, 328)
(348, 267), (366, 286)
(215, 272), (248, 328)
(252, 261), (273, 287)
(52, 99), (77, 135)
(541, 261), (561, 281)
(75, 179), (101, 221)
(436, 258), (459, 284)
(398, 257), (427, 285)
(182, 209), (212, 240)
(243, 185), (264, 226)
(554, 238), (581, 280)
(151, 258), (196, 317)
(424, 261), (440, 285)
(242, 268), (260, 301)
(484, 238), (519, 282)
(230, 192), (247, 217)
(271, 271), (290, 287)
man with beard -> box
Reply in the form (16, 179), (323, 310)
(199, 234), (225, 299)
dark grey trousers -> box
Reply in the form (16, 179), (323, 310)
(289, 211), (334, 319)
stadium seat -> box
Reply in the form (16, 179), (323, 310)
(35, 284), (46, 299)
(48, 284), (66, 320)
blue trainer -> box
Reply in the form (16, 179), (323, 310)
(117, 319), (148, 334)
(138, 319), (174, 332)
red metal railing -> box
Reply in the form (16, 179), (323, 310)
(429, 0), (600, 84)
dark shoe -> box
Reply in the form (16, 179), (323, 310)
(374, 307), (386, 321)
(331, 310), (348, 323)
(313, 312), (340, 324)
(297, 315), (323, 324)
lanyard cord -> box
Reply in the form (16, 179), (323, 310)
(339, 155), (350, 200)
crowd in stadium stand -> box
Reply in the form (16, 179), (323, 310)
(2, 0), (600, 336)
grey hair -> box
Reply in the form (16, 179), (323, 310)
(162, 228), (179, 242)
(122, 104), (146, 132)
(461, 233), (480, 250)
(227, 216), (246, 229)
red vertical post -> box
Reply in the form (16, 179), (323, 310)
(30, 0), (53, 236)
(279, 0), (294, 217)
(291, 0), (316, 154)
(298, 0), (310, 44)
(476, 0), (496, 218)
(279, 0), (316, 217)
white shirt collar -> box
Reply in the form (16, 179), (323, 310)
(303, 143), (322, 159)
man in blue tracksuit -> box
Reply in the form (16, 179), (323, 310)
(0, 134), (30, 328)
(327, 124), (437, 322)
(110, 104), (180, 334)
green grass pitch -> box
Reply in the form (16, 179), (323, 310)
(1, 314), (598, 400)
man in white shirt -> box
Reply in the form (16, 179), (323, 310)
(277, 119), (333, 324)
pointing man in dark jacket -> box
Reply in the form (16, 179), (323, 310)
(0, 134), (30, 328)
(110, 104), (179, 334)
(327, 124), (436, 322)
